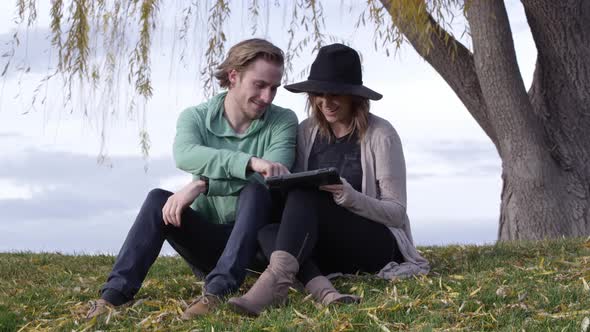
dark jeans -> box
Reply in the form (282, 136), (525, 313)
(101, 181), (273, 300)
(257, 188), (403, 285)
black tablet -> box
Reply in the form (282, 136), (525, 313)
(265, 167), (341, 191)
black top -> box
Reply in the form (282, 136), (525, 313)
(307, 131), (363, 192)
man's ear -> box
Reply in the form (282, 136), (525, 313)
(228, 69), (239, 87)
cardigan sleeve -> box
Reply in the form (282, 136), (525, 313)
(293, 120), (312, 172)
(335, 133), (407, 228)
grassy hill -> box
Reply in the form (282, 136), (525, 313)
(1, 239), (589, 331)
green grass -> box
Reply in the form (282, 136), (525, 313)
(1, 239), (589, 331)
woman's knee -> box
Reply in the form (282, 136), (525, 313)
(285, 188), (327, 207)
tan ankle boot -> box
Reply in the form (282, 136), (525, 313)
(85, 298), (133, 320)
(180, 294), (221, 320)
(305, 275), (361, 305)
(228, 251), (299, 316)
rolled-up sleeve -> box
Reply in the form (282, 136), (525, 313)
(173, 108), (252, 180)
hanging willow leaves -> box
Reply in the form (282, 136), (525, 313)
(4, 0), (463, 158)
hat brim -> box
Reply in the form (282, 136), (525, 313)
(284, 80), (382, 100)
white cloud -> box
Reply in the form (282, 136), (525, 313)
(0, 179), (35, 199)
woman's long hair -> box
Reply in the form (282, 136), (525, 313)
(307, 94), (370, 142)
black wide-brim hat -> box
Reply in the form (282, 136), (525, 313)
(284, 43), (382, 100)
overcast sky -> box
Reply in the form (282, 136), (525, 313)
(0, 1), (536, 254)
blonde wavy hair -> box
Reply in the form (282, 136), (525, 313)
(214, 39), (284, 88)
(307, 94), (370, 142)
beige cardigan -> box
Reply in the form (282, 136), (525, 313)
(295, 114), (430, 279)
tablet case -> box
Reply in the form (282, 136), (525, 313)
(265, 167), (342, 190)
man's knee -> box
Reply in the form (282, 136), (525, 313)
(235, 182), (273, 229)
(239, 181), (271, 204)
(144, 188), (173, 211)
(240, 181), (269, 195)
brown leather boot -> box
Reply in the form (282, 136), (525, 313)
(85, 299), (113, 320)
(85, 299), (133, 320)
(181, 294), (221, 320)
(305, 275), (361, 305)
(228, 251), (299, 317)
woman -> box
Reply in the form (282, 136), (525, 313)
(228, 43), (430, 316)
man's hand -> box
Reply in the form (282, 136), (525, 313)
(248, 157), (290, 178)
(162, 179), (207, 227)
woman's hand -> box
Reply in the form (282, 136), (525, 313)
(320, 177), (354, 204)
(319, 183), (344, 199)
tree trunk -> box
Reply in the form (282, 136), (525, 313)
(468, 0), (590, 240)
(383, 0), (590, 240)
(514, 0), (590, 239)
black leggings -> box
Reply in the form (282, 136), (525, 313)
(258, 188), (403, 284)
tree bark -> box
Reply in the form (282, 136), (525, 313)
(382, 0), (590, 240)
(521, 0), (590, 238)
(468, 0), (590, 240)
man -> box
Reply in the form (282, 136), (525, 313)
(86, 38), (297, 320)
